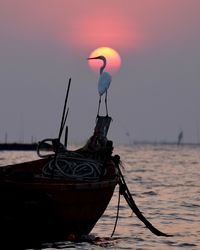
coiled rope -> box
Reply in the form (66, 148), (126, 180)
(42, 153), (105, 181)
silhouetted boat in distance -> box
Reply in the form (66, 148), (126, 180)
(0, 142), (38, 151)
(177, 131), (183, 145)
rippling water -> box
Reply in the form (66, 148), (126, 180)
(0, 144), (199, 249)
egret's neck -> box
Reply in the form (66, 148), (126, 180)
(100, 59), (106, 74)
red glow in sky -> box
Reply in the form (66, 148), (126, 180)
(63, 12), (140, 50)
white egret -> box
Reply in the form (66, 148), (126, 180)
(87, 55), (112, 116)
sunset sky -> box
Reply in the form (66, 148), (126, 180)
(0, 0), (200, 144)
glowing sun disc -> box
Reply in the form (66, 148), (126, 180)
(88, 47), (121, 74)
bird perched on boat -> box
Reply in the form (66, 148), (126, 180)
(87, 55), (112, 117)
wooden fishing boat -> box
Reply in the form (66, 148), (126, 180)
(0, 115), (118, 248)
(0, 79), (171, 248)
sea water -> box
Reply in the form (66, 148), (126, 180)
(0, 144), (199, 250)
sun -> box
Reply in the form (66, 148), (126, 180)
(88, 47), (121, 74)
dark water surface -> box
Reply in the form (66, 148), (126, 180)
(0, 144), (199, 249)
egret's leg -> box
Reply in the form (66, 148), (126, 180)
(105, 91), (108, 116)
(97, 95), (101, 117)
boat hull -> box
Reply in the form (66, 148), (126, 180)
(0, 158), (117, 247)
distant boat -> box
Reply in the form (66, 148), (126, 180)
(0, 142), (38, 151)
(177, 131), (183, 145)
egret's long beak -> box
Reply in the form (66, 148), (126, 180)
(87, 57), (97, 60)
